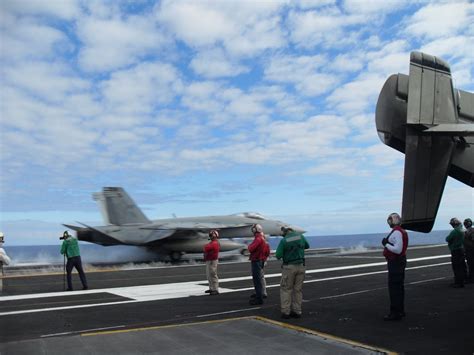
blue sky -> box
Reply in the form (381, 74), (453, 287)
(1, 0), (473, 245)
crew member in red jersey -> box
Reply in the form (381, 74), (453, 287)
(204, 230), (220, 295)
(248, 224), (266, 305)
(382, 212), (409, 321)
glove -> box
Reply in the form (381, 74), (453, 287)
(382, 238), (388, 246)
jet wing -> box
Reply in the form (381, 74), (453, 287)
(139, 221), (253, 231)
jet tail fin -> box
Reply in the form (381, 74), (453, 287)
(401, 52), (458, 232)
(92, 187), (150, 225)
(401, 130), (455, 232)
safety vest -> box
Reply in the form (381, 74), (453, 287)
(383, 226), (408, 260)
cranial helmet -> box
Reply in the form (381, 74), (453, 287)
(0, 231), (4, 243)
(63, 231), (70, 238)
(251, 224), (263, 234)
(209, 230), (219, 239)
(387, 213), (401, 227)
(450, 218), (461, 227)
(464, 218), (472, 228)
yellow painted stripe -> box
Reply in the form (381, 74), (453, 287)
(255, 316), (397, 355)
(81, 315), (397, 354)
(81, 316), (255, 337)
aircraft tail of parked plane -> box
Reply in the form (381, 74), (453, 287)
(376, 51), (474, 232)
(64, 187), (305, 261)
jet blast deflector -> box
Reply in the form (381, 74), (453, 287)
(376, 51), (474, 233)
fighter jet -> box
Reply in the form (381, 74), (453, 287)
(64, 187), (305, 261)
(376, 51), (474, 233)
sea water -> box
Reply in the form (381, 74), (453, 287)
(4, 230), (449, 265)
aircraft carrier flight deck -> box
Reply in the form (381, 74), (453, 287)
(0, 244), (472, 354)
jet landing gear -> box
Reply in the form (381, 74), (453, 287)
(170, 251), (184, 262)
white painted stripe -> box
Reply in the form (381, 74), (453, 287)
(408, 277), (446, 285)
(0, 258), (452, 316)
(319, 288), (385, 300)
(0, 254), (451, 302)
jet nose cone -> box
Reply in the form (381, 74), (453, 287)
(280, 224), (306, 234)
(291, 225), (306, 234)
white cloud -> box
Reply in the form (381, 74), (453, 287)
(77, 15), (168, 72)
(190, 48), (250, 78)
(2, 61), (90, 103)
(0, 15), (69, 62)
(287, 8), (367, 48)
(1, 0), (81, 20)
(155, 0), (286, 56)
(100, 61), (182, 114)
(264, 54), (339, 96)
(327, 73), (386, 114)
(405, 2), (473, 39)
(342, 0), (406, 15)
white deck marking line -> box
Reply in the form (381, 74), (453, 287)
(0, 258), (452, 316)
(0, 253), (451, 302)
(408, 277), (446, 285)
(318, 276), (448, 300)
(196, 307), (261, 318)
(41, 325), (126, 338)
(319, 287), (386, 300)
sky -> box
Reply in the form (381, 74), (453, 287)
(0, 0), (473, 246)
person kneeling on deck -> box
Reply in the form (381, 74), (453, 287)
(0, 232), (12, 294)
(60, 231), (88, 291)
(276, 227), (309, 319)
(382, 213), (408, 321)
(204, 229), (220, 295)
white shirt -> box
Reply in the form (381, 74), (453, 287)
(385, 230), (403, 255)
(0, 247), (11, 265)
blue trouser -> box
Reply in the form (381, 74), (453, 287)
(387, 256), (406, 315)
(66, 256), (88, 290)
(251, 260), (264, 301)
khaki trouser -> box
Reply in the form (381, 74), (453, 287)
(206, 259), (219, 291)
(280, 263), (305, 315)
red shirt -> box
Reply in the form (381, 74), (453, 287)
(248, 233), (266, 261)
(204, 239), (219, 261)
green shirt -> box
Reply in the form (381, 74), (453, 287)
(276, 232), (309, 265)
(446, 227), (464, 252)
(60, 237), (81, 258)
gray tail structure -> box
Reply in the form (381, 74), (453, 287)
(93, 187), (150, 226)
(376, 51), (474, 232)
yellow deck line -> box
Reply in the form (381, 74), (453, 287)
(81, 316), (255, 336)
(81, 315), (397, 354)
(255, 316), (397, 355)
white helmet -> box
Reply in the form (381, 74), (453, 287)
(0, 231), (4, 243)
(449, 217), (461, 227)
(387, 213), (401, 227)
(209, 230), (219, 239)
(251, 224), (263, 234)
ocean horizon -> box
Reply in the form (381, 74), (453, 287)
(4, 230), (450, 266)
